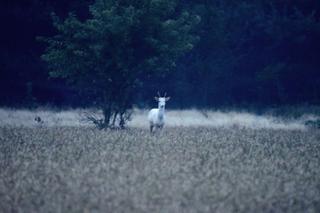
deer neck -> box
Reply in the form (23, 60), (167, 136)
(158, 107), (165, 120)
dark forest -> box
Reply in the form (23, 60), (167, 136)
(1, 0), (320, 109)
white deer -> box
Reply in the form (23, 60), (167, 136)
(148, 92), (170, 133)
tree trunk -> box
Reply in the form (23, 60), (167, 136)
(102, 107), (111, 129)
(111, 111), (118, 127)
(119, 113), (125, 129)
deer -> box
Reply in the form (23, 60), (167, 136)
(148, 92), (170, 133)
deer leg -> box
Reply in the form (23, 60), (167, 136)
(159, 125), (163, 130)
(150, 125), (153, 133)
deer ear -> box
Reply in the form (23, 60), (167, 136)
(154, 97), (159, 101)
(165, 97), (170, 101)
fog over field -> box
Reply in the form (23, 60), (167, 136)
(0, 108), (318, 130)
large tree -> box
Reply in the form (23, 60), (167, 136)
(41, 0), (199, 128)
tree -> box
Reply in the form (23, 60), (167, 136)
(40, 0), (199, 128)
(174, 0), (320, 107)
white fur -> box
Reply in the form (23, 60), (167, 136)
(148, 97), (170, 132)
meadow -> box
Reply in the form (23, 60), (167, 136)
(0, 109), (319, 212)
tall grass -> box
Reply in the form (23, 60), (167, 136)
(0, 126), (319, 212)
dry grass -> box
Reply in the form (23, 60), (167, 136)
(1, 108), (318, 129)
(1, 125), (319, 213)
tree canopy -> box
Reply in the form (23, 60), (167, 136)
(40, 0), (199, 127)
(1, 0), (320, 110)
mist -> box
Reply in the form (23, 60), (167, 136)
(1, 108), (318, 130)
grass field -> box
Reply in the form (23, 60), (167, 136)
(0, 109), (320, 212)
(0, 108), (318, 129)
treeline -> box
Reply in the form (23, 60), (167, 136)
(1, 0), (320, 108)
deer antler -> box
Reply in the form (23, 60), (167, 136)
(157, 91), (161, 97)
(164, 92), (167, 97)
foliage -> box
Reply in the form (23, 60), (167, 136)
(305, 119), (320, 129)
(1, 0), (320, 108)
(157, 0), (320, 107)
(40, 0), (199, 128)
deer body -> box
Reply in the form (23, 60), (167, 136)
(148, 108), (165, 129)
(148, 94), (170, 133)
